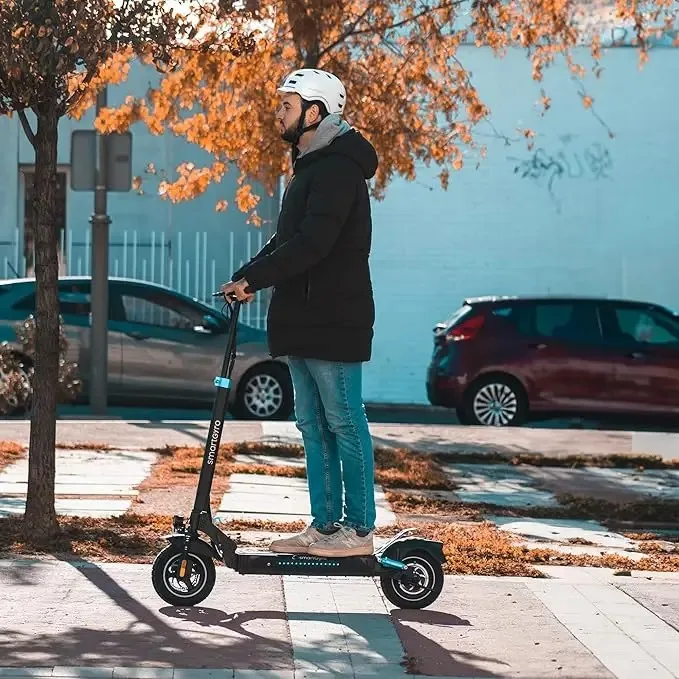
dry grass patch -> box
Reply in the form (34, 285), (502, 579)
(140, 442), (453, 492)
(385, 491), (482, 521)
(386, 489), (679, 525)
(374, 447), (453, 490)
(555, 495), (679, 523)
(3, 514), (678, 575)
(136, 445), (230, 512)
(55, 442), (115, 450)
(435, 450), (679, 470)
(405, 520), (679, 575)
(0, 441), (25, 472)
(0, 514), (168, 562)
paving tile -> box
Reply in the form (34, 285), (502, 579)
(618, 581), (679, 632)
(260, 423), (302, 443)
(172, 672), (232, 679)
(0, 562), (292, 670)
(641, 643), (679, 676)
(0, 670), (55, 677)
(113, 669), (174, 679)
(394, 578), (615, 678)
(232, 671), (292, 679)
(442, 463), (559, 508)
(526, 581), (678, 678)
(0, 483), (139, 497)
(349, 665), (405, 677)
(521, 465), (679, 503)
(0, 449), (156, 517)
(491, 516), (636, 549)
(632, 431), (679, 460)
(216, 475), (395, 526)
(0, 498), (132, 518)
(233, 455), (306, 469)
(283, 576), (405, 677)
(52, 669), (114, 678)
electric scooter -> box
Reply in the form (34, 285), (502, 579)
(151, 293), (446, 610)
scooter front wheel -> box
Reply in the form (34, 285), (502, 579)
(380, 550), (445, 609)
(152, 543), (216, 606)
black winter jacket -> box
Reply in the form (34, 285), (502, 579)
(232, 121), (378, 363)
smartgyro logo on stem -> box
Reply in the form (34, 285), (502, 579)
(207, 420), (221, 464)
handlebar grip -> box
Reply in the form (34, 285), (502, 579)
(212, 290), (250, 300)
(212, 286), (253, 299)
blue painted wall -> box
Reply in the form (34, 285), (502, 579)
(364, 46), (679, 404)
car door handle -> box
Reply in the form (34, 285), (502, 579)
(528, 342), (547, 350)
(126, 331), (149, 340)
(627, 351), (645, 359)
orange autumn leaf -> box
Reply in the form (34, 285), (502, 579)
(91, 0), (677, 224)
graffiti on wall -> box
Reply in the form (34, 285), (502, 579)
(507, 134), (613, 212)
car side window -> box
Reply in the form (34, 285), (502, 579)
(610, 305), (679, 346)
(14, 283), (91, 316)
(520, 302), (602, 343)
(120, 291), (203, 330)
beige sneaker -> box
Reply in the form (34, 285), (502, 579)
(307, 527), (374, 557)
(270, 526), (327, 554)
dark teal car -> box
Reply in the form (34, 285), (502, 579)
(0, 276), (293, 419)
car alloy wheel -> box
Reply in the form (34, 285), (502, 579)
(243, 372), (284, 419)
(471, 381), (522, 426)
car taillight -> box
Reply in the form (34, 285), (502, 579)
(445, 314), (485, 342)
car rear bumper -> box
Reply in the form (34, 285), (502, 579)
(426, 367), (465, 408)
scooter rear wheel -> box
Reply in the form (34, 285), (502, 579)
(152, 543), (216, 606)
(380, 550), (444, 609)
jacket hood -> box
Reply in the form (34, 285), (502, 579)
(296, 114), (378, 180)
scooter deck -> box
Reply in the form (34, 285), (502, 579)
(234, 549), (398, 576)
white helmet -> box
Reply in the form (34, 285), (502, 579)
(277, 68), (346, 115)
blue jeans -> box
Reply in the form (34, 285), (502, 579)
(287, 357), (376, 534)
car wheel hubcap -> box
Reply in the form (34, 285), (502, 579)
(473, 383), (518, 426)
(244, 373), (284, 418)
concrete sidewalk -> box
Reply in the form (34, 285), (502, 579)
(0, 559), (677, 678)
(0, 418), (678, 460)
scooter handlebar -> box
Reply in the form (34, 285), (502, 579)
(212, 286), (253, 300)
(212, 290), (242, 301)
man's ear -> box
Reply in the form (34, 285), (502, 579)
(305, 103), (321, 124)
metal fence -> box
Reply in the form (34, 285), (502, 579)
(0, 226), (271, 329)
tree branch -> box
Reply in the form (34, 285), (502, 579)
(64, 67), (99, 112)
(285, 0), (320, 66)
(317, 0), (381, 60)
(320, 0), (463, 58)
(17, 109), (36, 148)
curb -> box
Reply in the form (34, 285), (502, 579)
(0, 669), (489, 679)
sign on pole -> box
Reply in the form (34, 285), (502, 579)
(70, 130), (133, 192)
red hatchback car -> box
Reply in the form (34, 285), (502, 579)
(426, 295), (679, 426)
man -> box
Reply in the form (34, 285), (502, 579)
(220, 68), (379, 558)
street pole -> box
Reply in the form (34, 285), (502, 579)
(90, 86), (110, 414)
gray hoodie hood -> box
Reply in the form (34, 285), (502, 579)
(294, 113), (378, 179)
(297, 113), (352, 158)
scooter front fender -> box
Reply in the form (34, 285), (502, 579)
(381, 537), (446, 565)
(164, 534), (220, 562)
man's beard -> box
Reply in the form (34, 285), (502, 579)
(280, 115), (301, 143)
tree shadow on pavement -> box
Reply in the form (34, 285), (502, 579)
(370, 427), (634, 459)
(0, 556), (509, 678)
(0, 558), (292, 669)
(160, 604), (508, 678)
(391, 608), (508, 677)
(0, 557), (50, 586)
